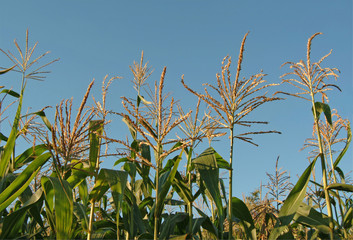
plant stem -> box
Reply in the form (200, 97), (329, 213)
(328, 145), (348, 238)
(187, 145), (194, 235)
(311, 98), (334, 240)
(228, 127), (234, 240)
(154, 142), (162, 240)
(87, 200), (95, 240)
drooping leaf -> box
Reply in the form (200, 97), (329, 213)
(313, 102), (332, 125)
(41, 176), (73, 240)
(0, 132), (8, 142)
(326, 183), (353, 192)
(122, 116), (137, 140)
(102, 168), (128, 213)
(269, 155), (318, 239)
(334, 123), (351, 168)
(215, 151), (231, 170)
(231, 197), (257, 240)
(138, 94), (153, 105)
(0, 189), (43, 239)
(14, 144), (47, 169)
(172, 171), (192, 204)
(0, 65), (16, 75)
(32, 109), (52, 130)
(193, 147), (224, 226)
(0, 89), (20, 98)
(293, 202), (331, 235)
(66, 159), (90, 189)
(159, 213), (188, 240)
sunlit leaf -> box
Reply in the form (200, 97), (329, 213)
(269, 155), (318, 239)
(326, 183), (353, 192)
(0, 152), (51, 212)
(313, 102), (332, 125)
(41, 176), (73, 239)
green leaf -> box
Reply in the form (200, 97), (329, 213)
(326, 183), (353, 192)
(215, 151), (231, 170)
(66, 160), (90, 189)
(343, 205), (353, 229)
(313, 102), (332, 125)
(334, 123), (351, 168)
(138, 94), (153, 106)
(73, 202), (89, 232)
(269, 155), (318, 239)
(0, 132), (8, 142)
(200, 216), (218, 238)
(89, 168), (128, 206)
(101, 168), (128, 212)
(193, 147), (224, 225)
(78, 179), (89, 206)
(172, 171), (193, 204)
(14, 144), (47, 169)
(0, 152), (51, 212)
(0, 89), (20, 98)
(41, 176), (73, 239)
(0, 82), (26, 177)
(293, 202), (331, 235)
(156, 152), (183, 215)
(0, 188), (43, 239)
(89, 120), (104, 170)
(32, 110), (52, 130)
(231, 197), (257, 240)
(160, 213), (188, 240)
(122, 116), (137, 140)
(0, 65), (16, 75)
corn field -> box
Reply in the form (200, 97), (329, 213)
(0, 30), (352, 240)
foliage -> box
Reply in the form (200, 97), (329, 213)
(0, 31), (351, 240)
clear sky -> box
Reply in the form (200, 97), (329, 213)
(1, 1), (352, 198)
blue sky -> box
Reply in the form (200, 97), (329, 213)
(1, 1), (352, 198)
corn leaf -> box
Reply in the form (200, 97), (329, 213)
(0, 152), (51, 212)
(0, 89), (20, 98)
(334, 123), (351, 168)
(293, 202), (331, 235)
(172, 171), (193, 204)
(156, 152), (183, 215)
(326, 183), (353, 192)
(160, 213), (188, 240)
(102, 168), (128, 212)
(41, 176), (73, 240)
(0, 84), (26, 177)
(73, 202), (89, 232)
(32, 110), (52, 130)
(193, 147), (224, 226)
(343, 205), (353, 229)
(14, 144), (47, 169)
(231, 197), (257, 240)
(0, 65), (16, 75)
(0, 188), (43, 239)
(313, 102), (332, 125)
(269, 155), (318, 239)
(89, 120), (104, 171)
(122, 116), (137, 140)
